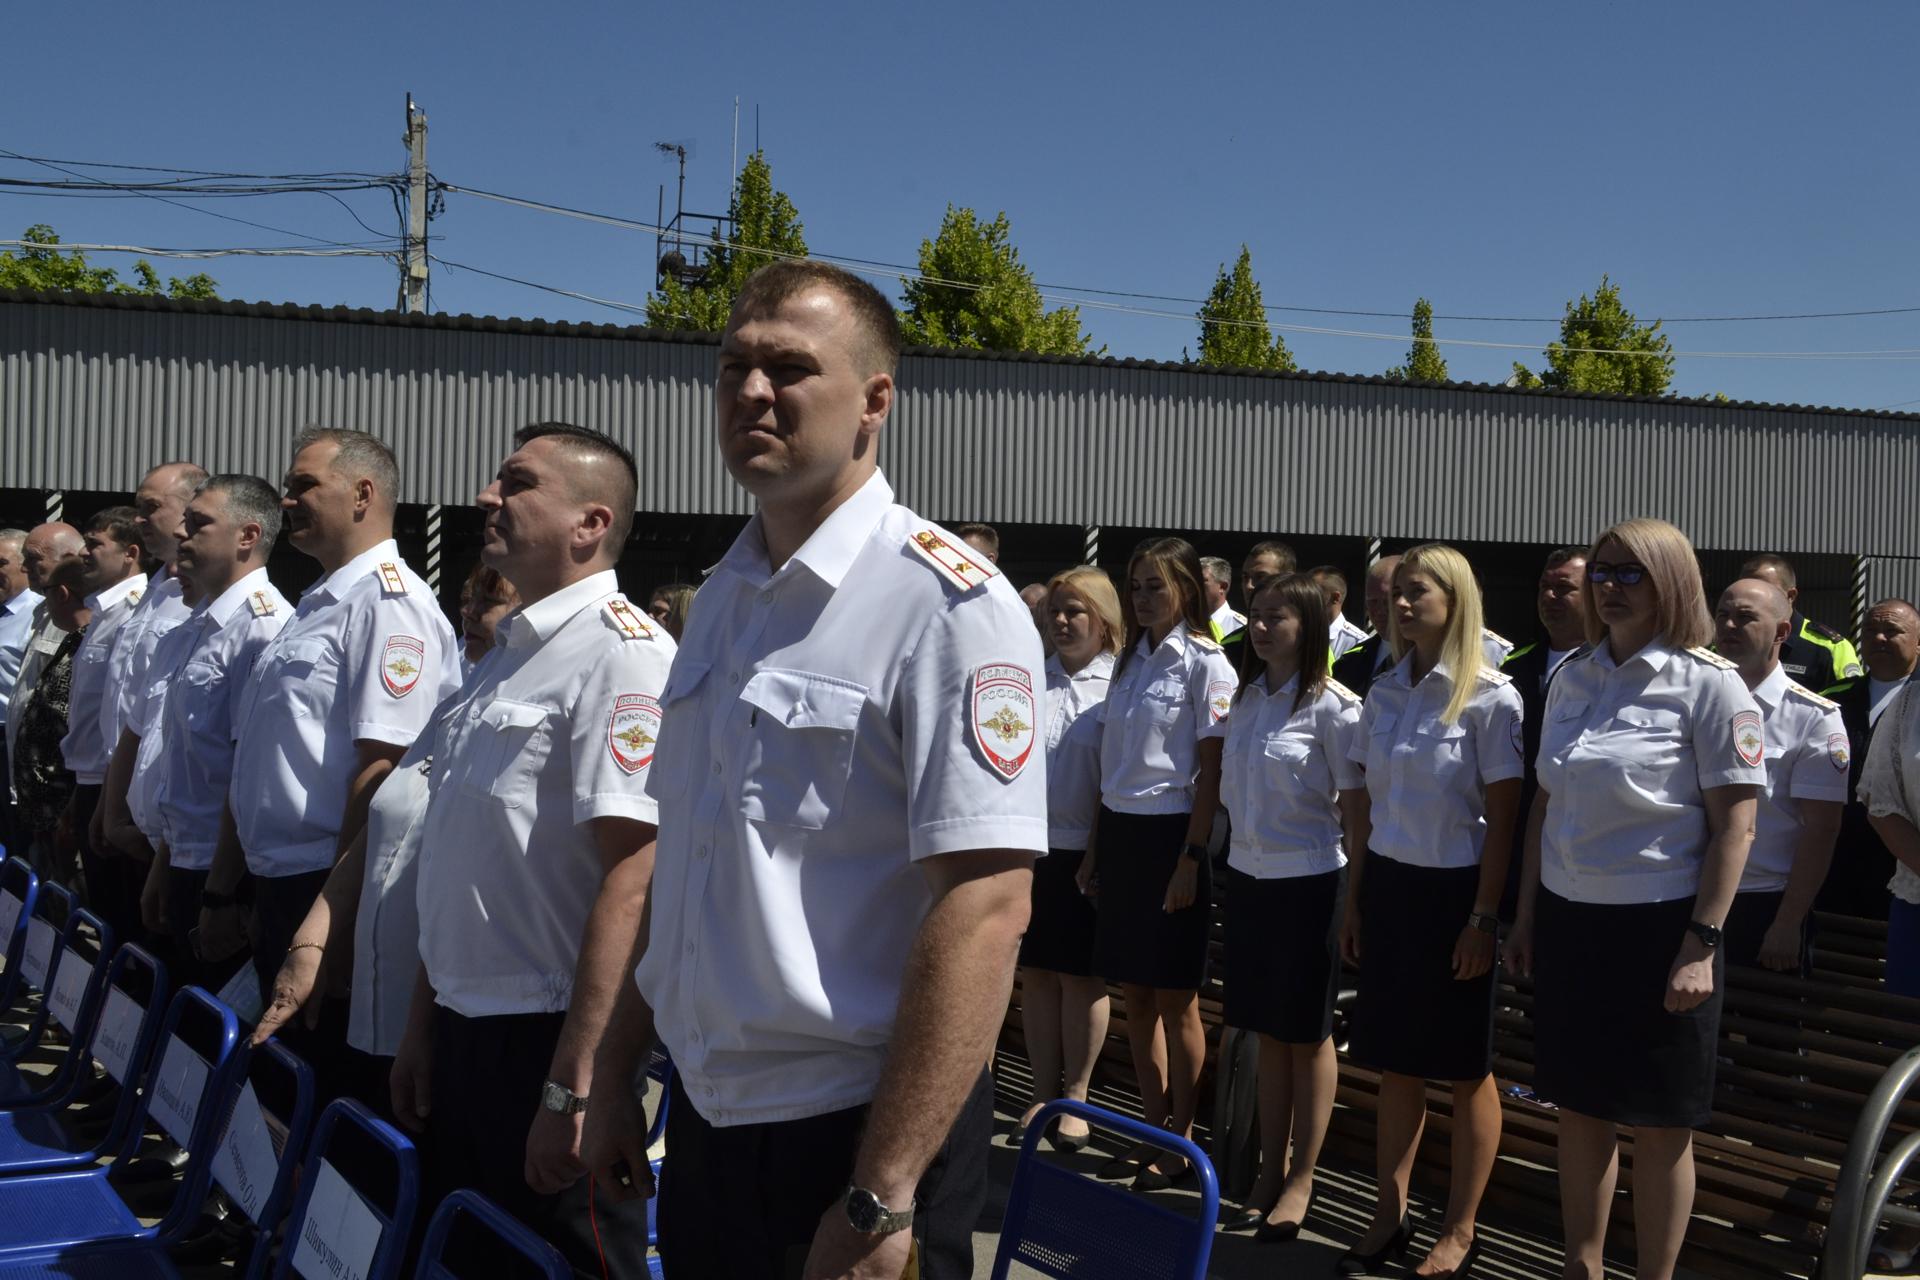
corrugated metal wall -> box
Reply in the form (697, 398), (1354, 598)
(4, 297), (1917, 559)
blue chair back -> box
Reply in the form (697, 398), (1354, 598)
(989, 1099), (1219, 1280)
(271, 1100), (419, 1280)
(116, 986), (244, 1238)
(29, 908), (115, 1099)
(414, 1189), (571, 1280)
(0, 860), (38, 1010)
(205, 1038), (317, 1276)
(3, 883), (77, 1063)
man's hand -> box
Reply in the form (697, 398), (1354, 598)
(1502, 913), (1534, 979)
(389, 1023), (433, 1135)
(802, 1206), (914, 1280)
(140, 857), (170, 937)
(582, 1085), (656, 1204)
(1757, 919), (1803, 973)
(252, 944), (326, 1045)
(1162, 857), (1198, 912)
(194, 903), (247, 963)
(524, 1107), (586, 1195)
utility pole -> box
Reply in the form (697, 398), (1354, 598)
(402, 95), (429, 314)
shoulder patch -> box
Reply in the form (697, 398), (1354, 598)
(126, 588), (143, 607)
(1783, 681), (1839, 711)
(1805, 617), (1846, 642)
(603, 598), (655, 641)
(1687, 646), (1738, 671)
(1482, 628), (1511, 648)
(248, 591), (278, 618)
(376, 562), (408, 596)
(971, 664), (1037, 780)
(906, 528), (999, 593)
(1188, 629), (1223, 653)
(1324, 678), (1362, 706)
(1477, 666), (1514, 687)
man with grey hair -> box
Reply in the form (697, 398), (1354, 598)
(1201, 555), (1244, 646)
(0, 528), (39, 853)
(1712, 577), (1847, 973)
(7, 524), (83, 814)
(200, 429), (455, 1092)
(1331, 554), (1403, 700)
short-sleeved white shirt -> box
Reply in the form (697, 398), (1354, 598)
(1224, 673), (1365, 878)
(635, 471), (1049, 1128)
(127, 615), (204, 844)
(350, 724), (438, 1056)
(229, 542), (456, 877)
(1098, 627), (1237, 816)
(1537, 639), (1767, 905)
(1741, 666), (1849, 893)
(416, 570), (674, 1018)
(107, 569), (192, 749)
(61, 573), (147, 783)
(1330, 614), (1370, 659)
(155, 570), (290, 871)
(1351, 654), (1524, 870)
(1045, 652), (1113, 852)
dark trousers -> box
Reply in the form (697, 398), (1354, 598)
(657, 1067), (995, 1280)
(1725, 889), (1809, 975)
(251, 869), (351, 1097)
(427, 1006), (653, 1280)
(74, 785), (140, 946)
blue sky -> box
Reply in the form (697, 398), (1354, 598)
(6, 1), (1919, 410)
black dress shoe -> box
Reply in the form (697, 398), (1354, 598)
(1220, 1204), (1269, 1233)
(1255, 1190), (1315, 1243)
(1131, 1160), (1194, 1193)
(1095, 1144), (1155, 1180)
(1046, 1128), (1090, 1153)
(1421, 1235), (1482, 1280)
(1335, 1214), (1412, 1277)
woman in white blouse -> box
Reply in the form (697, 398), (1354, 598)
(1218, 573), (1367, 1240)
(1016, 566), (1122, 1151)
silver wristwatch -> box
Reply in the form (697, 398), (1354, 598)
(539, 1081), (588, 1115)
(844, 1185), (915, 1235)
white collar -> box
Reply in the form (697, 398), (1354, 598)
(203, 567), (274, 626)
(85, 572), (147, 614)
(722, 470), (893, 590)
(500, 569), (620, 649)
(308, 539), (400, 604)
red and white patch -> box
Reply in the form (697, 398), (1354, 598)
(1207, 679), (1235, 725)
(380, 635), (426, 698)
(608, 694), (661, 775)
(1732, 710), (1764, 768)
(971, 664), (1036, 781)
(1828, 732), (1850, 772)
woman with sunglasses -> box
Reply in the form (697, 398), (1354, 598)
(1082, 536), (1237, 1191)
(1218, 573), (1367, 1240)
(1506, 518), (1764, 1280)
(1339, 544), (1524, 1280)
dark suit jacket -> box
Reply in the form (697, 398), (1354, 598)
(1818, 676), (1895, 918)
(1330, 633), (1386, 702)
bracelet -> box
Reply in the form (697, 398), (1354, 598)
(287, 943), (324, 957)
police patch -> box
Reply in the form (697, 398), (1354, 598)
(1828, 732), (1850, 772)
(380, 635), (426, 698)
(1207, 680), (1234, 725)
(608, 694), (661, 775)
(971, 664), (1036, 781)
(1510, 715), (1525, 759)
(1732, 710), (1764, 768)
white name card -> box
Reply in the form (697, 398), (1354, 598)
(212, 1079), (279, 1223)
(93, 987), (142, 1084)
(19, 918), (54, 990)
(216, 962), (263, 1027)
(291, 1158), (383, 1280)
(47, 947), (89, 1032)
(148, 1038), (209, 1147)
(0, 889), (20, 959)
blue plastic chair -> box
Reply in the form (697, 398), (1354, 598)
(0, 986), (241, 1259)
(0, 883), (73, 1059)
(414, 1189), (571, 1280)
(0, 906), (114, 1107)
(645, 1052), (672, 1278)
(268, 1099), (420, 1280)
(0, 860), (39, 1014)
(989, 1099), (1220, 1280)
(0, 1036), (316, 1278)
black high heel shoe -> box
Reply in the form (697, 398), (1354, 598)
(1335, 1214), (1412, 1277)
(1130, 1158), (1195, 1192)
(1048, 1128), (1090, 1153)
(1420, 1235), (1482, 1280)
(1256, 1191), (1316, 1244)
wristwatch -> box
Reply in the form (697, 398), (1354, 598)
(1686, 920), (1723, 950)
(539, 1081), (588, 1115)
(1468, 912), (1500, 935)
(1179, 843), (1208, 863)
(844, 1185), (915, 1235)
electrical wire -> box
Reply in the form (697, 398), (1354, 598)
(0, 240), (393, 259)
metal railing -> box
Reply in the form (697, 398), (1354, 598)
(1824, 1045), (1920, 1279)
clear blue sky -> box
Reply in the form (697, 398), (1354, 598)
(7, 1), (1919, 410)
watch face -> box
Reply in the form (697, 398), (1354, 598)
(845, 1189), (882, 1233)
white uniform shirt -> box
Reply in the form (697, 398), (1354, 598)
(107, 570), (192, 749)
(1224, 673), (1365, 878)
(155, 570), (290, 870)
(1740, 666), (1849, 893)
(1860, 681), (1920, 904)
(229, 542), (456, 876)
(416, 571), (674, 1018)
(60, 572), (146, 783)
(1210, 601), (1246, 641)
(635, 472), (1049, 1127)
(1330, 614), (1370, 659)
(1044, 651), (1114, 851)
(1098, 627), (1237, 816)
(1870, 675), (1911, 729)
(350, 723), (439, 1055)
(126, 616), (204, 843)
(1537, 640), (1766, 905)
(1352, 654), (1523, 869)
(0, 588), (43, 712)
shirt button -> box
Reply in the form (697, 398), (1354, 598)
(729, 672), (740, 685)
(685, 943), (696, 956)
(711, 761), (722, 775)
(696, 846), (708, 860)
(703, 1085), (716, 1098)
(759, 591), (772, 604)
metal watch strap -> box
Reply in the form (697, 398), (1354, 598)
(540, 1081), (588, 1115)
(1468, 912), (1500, 934)
(844, 1185), (915, 1235)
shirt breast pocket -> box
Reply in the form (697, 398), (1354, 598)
(1142, 678), (1188, 726)
(1412, 714), (1469, 766)
(737, 669), (866, 831)
(1600, 704), (1686, 776)
(460, 699), (551, 809)
(1262, 733), (1318, 784)
(274, 639), (338, 719)
(646, 660), (711, 802)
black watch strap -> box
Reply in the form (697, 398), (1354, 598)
(1180, 843), (1208, 863)
(1687, 920), (1722, 949)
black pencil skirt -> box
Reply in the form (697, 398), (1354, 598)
(1224, 865), (1347, 1044)
(1346, 852), (1496, 1082)
(1532, 889), (1723, 1128)
(1019, 849), (1101, 977)
(1092, 807), (1211, 990)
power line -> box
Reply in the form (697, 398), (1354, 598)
(0, 240), (393, 259)
(0, 150), (390, 182)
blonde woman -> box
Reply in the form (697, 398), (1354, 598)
(1507, 519), (1763, 1280)
(1340, 545), (1523, 1280)
(1017, 566), (1124, 1151)
(1082, 536), (1237, 1190)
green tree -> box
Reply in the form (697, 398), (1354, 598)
(1194, 246), (1295, 370)
(1386, 297), (1449, 382)
(646, 151), (807, 330)
(1511, 275), (1673, 394)
(898, 206), (1096, 355)
(0, 225), (217, 298)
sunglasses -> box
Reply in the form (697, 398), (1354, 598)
(1586, 561), (1649, 586)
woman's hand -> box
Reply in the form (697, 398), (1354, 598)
(1452, 923), (1495, 980)
(1163, 856), (1199, 912)
(1339, 906), (1363, 966)
(1666, 935), (1716, 1012)
(1502, 913), (1534, 978)
(1075, 851), (1098, 898)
